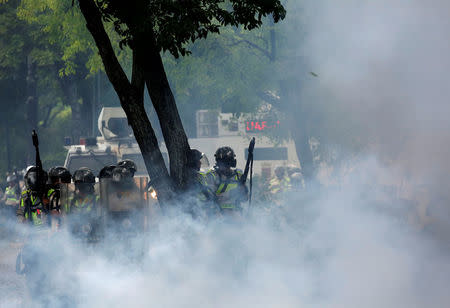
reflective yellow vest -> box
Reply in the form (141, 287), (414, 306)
(67, 194), (98, 214)
(19, 190), (45, 227)
(205, 168), (247, 210)
(5, 186), (20, 204)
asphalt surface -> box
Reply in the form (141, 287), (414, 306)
(0, 238), (27, 307)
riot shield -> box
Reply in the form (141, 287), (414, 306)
(99, 178), (149, 235)
(60, 183), (102, 242)
(59, 183), (75, 216)
(60, 183), (101, 215)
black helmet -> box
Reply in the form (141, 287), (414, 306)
(72, 167), (95, 184)
(25, 166), (48, 191)
(112, 166), (134, 183)
(48, 166), (72, 184)
(274, 166), (286, 178)
(214, 146), (236, 168)
(187, 149), (203, 169)
(117, 159), (137, 176)
(98, 165), (116, 179)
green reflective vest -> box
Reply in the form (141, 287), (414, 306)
(205, 168), (247, 210)
(19, 190), (46, 227)
(5, 186), (20, 204)
(67, 194), (98, 214)
(269, 176), (292, 194)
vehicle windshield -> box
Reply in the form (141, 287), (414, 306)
(66, 154), (117, 175)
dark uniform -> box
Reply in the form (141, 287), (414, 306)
(204, 147), (248, 216)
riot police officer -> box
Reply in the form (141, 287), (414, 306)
(17, 166), (49, 229)
(66, 167), (98, 241)
(47, 166), (71, 230)
(269, 167), (292, 194)
(105, 166), (142, 236)
(205, 146), (248, 216)
(185, 149), (217, 219)
(117, 159), (137, 177)
(68, 167), (96, 213)
(268, 166), (292, 207)
(98, 164), (116, 179)
(3, 173), (21, 219)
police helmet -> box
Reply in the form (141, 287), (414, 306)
(98, 165), (116, 179)
(25, 166), (48, 190)
(214, 146), (236, 168)
(117, 159), (137, 176)
(6, 174), (17, 183)
(72, 167), (95, 184)
(112, 166), (134, 183)
(187, 149), (203, 168)
(274, 166), (286, 178)
(48, 166), (72, 184)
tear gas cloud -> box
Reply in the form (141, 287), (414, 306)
(297, 0), (450, 181)
(2, 1), (450, 307)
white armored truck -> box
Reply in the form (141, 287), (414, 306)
(64, 107), (300, 178)
(64, 107), (152, 176)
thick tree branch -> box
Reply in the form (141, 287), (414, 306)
(131, 48), (145, 96)
(78, 0), (176, 204)
(142, 41), (191, 190)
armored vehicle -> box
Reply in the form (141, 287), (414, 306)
(64, 107), (153, 176)
(65, 107), (300, 179)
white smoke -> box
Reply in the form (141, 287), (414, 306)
(2, 157), (450, 307)
(3, 1), (450, 307)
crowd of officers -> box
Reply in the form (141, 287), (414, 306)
(0, 145), (303, 238)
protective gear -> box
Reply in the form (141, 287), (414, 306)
(117, 159), (137, 176)
(4, 186), (20, 206)
(205, 167), (248, 211)
(187, 149), (203, 171)
(24, 166), (48, 191)
(72, 167), (95, 184)
(73, 167), (95, 195)
(112, 166), (134, 183)
(48, 166), (71, 184)
(269, 170), (292, 206)
(7, 174), (17, 184)
(274, 166), (286, 179)
(98, 165), (116, 179)
(17, 189), (46, 227)
(69, 194), (97, 214)
(214, 146), (237, 168)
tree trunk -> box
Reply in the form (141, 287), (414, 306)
(142, 42), (191, 190)
(121, 90), (176, 204)
(25, 54), (37, 165)
(78, 0), (176, 204)
(279, 79), (316, 186)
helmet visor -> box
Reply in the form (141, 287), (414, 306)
(26, 172), (38, 188)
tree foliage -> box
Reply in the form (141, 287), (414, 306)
(96, 0), (285, 57)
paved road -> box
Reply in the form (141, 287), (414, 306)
(0, 240), (27, 307)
